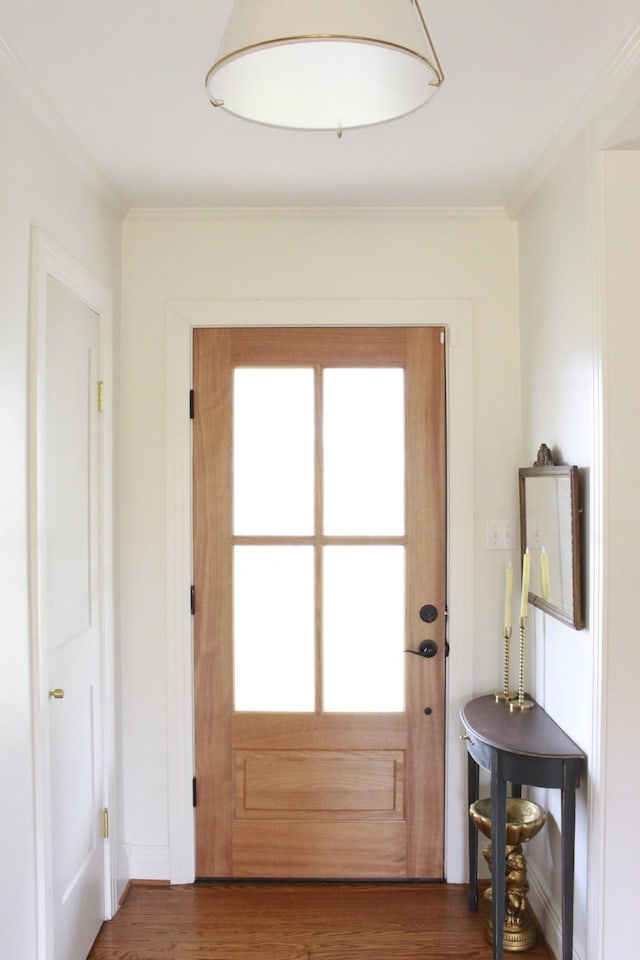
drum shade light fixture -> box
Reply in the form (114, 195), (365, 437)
(205, 0), (444, 132)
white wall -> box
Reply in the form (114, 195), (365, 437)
(0, 63), (122, 958)
(2, 17), (638, 960)
(518, 119), (640, 959)
(600, 150), (640, 957)
(518, 132), (597, 960)
(120, 210), (520, 879)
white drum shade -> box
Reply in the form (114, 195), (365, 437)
(205, 0), (444, 130)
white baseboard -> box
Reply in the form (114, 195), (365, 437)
(126, 844), (171, 881)
(528, 864), (584, 960)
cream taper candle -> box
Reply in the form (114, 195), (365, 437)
(520, 548), (531, 618)
(504, 562), (513, 632)
(541, 546), (550, 601)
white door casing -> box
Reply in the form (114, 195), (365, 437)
(29, 229), (115, 960)
(164, 299), (474, 885)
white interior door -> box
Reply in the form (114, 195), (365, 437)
(41, 275), (106, 959)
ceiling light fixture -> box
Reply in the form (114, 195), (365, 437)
(205, 0), (444, 132)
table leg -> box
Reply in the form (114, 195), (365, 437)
(491, 757), (507, 960)
(561, 770), (577, 960)
(467, 751), (480, 911)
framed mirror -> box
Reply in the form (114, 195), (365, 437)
(519, 444), (584, 629)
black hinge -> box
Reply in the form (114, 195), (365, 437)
(189, 389), (194, 420)
(445, 605), (449, 657)
(190, 585), (195, 615)
(192, 776), (197, 808)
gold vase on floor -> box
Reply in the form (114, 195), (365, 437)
(469, 797), (546, 952)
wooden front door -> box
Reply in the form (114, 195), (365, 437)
(193, 327), (446, 879)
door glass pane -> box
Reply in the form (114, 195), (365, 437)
(323, 369), (405, 535)
(323, 546), (405, 712)
(234, 369), (314, 534)
(234, 546), (315, 711)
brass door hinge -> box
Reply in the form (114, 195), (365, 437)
(98, 381), (105, 413)
(102, 807), (110, 839)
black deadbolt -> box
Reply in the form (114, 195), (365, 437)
(419, 604), (438, 623)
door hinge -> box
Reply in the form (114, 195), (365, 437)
(102, 807), (110, 839)
(98, 380), (105, 413)
(192, 777), (197, 808)
(189, 389), (194, 420)
(444, 605), (450, 656)
(190, 585), (195, 615)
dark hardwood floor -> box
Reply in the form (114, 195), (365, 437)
(87, 881), (553, 960)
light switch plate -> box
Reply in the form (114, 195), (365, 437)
(486, 518), (514, 551)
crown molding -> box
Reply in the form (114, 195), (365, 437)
(125, 205), (510, 223)
(508, 20), (640, 218)
(0, 34), (125, 215)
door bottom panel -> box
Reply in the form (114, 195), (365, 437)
(232, 821), (407, 878)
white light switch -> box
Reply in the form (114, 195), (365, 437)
(486, 518), (515, 551)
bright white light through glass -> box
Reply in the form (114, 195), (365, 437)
(323, 546), (405, 712)
(234, 546), (315, 712)
(323, 369), (405, 535)
(234, 369), (314, 534)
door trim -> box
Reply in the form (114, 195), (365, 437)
(165, 298), (474, 884)
(28, 228), (116, 959)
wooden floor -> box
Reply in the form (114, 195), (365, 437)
(88, 881), (553, 960)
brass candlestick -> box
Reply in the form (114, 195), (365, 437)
(510, 617), (534, 711)
(495, 626), (517, 703)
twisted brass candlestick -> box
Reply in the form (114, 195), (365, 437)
(510, 616), (534, 711)
(495, 626), (516, 703)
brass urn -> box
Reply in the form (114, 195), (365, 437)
(469, 797), (546, 952)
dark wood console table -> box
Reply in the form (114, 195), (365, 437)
(460, 695), (585, 960)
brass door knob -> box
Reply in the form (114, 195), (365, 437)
(48, 688), (65, 699)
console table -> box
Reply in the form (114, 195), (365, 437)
(460, 695), (585, 960)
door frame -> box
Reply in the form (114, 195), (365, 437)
(165, 299), (474, 885)
(28, 228), (116, 959)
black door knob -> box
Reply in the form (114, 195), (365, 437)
(405, 640), (439, 659)
(418, 640), (438, 658)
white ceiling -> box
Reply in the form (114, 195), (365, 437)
(2, 1), (640, 209)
